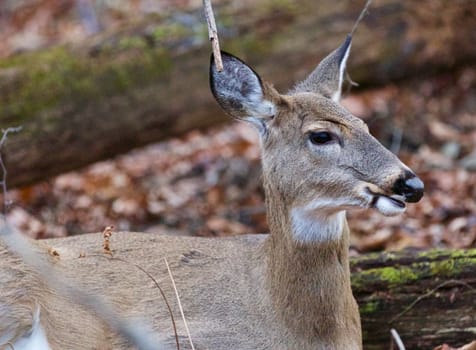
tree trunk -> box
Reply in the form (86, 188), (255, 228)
(352, 249), (476, 349)
(1, 0), (475, 187)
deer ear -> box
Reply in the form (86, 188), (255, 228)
(291, 35), (352, 102)
(210, 51), (276, 132)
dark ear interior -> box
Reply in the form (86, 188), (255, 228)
(209, 51), (275, 122)
(290, 35), (352, 102)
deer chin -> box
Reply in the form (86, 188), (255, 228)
(363, 187), (406, 216)
(374, 195), (406, 216)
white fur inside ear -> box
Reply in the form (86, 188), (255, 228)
(239, 71), (275, 119)
(291, 209), (346, 243)
(331, 42), (351, 102)
(244, 99), (276, 132)
(212, 54), (276, 131)
(375, 196), (406, 216)
(13, 307), (51, 350)
(248, 99), (275, 118)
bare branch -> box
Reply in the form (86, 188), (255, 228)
(0, 342), (15, 350)
(390, 329), (406, 350)
(0, 126), (22, 214)
(0, 127), (22, 148)
(351, 0), (372, 36)
(88, 253), (181, 350)
(203, 0), (223, 72)
(389, 280), (475, 323)
(165, 257), (196, 350)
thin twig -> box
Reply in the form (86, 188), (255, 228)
(390, 329), (406, 350)
(389, 280), (475, 323)
(344, 1), (372, 94)
(203, 0), (223, 71)
(0, 126), (22, 214)
(119, 259), (180, 350)
(0, 127), (22, 149)
(351, 0), (372, 36)
(164, 257), (195, 350)
(89, 254), (181, 350)
(0, 342), (15, 350)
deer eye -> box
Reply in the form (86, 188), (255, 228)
(308, 131), (334, 145)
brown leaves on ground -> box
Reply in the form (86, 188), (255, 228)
(4, 123), (266, 239)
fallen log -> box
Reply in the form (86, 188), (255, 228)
(1, 0), (475, 187)
(352, 249), (476, 349)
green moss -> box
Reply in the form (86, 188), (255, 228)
(428, 259), (455, 275)
(436, 327), (476, 335)
(413, 249), (476, 277)
(150, 22), (188, 43)
(360, 300), (380, 314)
(415, 249), (452, 260)
(380, 266), (418, 284)
(352, 265), (419, 289)
(0, 44), (172, 124)
(351, 249), (476, 291)
(225, 33), (273, 60)
(452, 249), (476, 258)
(258, 0), (297, 14)
(118, 36), (148, 50)
(349, 252), (381, 268)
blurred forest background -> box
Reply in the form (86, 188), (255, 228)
(0, 0), (475, 255)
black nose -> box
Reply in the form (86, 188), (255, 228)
(393, 174), (424, 203)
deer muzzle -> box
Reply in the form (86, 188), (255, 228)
(392, 174), (424, 203)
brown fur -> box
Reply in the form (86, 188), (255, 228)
(264, 184), (361, 349)
(1, 227), (361, 349)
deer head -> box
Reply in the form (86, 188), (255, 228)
(210, 36), (423, 243)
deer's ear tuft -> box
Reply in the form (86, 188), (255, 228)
(290, 35), (352, 102)
(210, 51), (276, 132)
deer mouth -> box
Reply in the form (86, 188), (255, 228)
(366, 188), (406, 216)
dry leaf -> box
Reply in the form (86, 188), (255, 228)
(102, 226), (114, 255)
(48, 247), (60, 258)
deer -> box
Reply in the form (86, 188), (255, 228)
(0, 25), (424, 350)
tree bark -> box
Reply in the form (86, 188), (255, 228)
(352, 249), (476, 349)
(1, 0), (475, 187)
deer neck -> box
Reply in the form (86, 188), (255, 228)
(262, 184), (361, 347)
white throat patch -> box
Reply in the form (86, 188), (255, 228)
(291, 207), (346, 243)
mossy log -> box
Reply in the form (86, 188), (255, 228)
(1, 0), (476, 187)
(352, 249), (476, 349)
